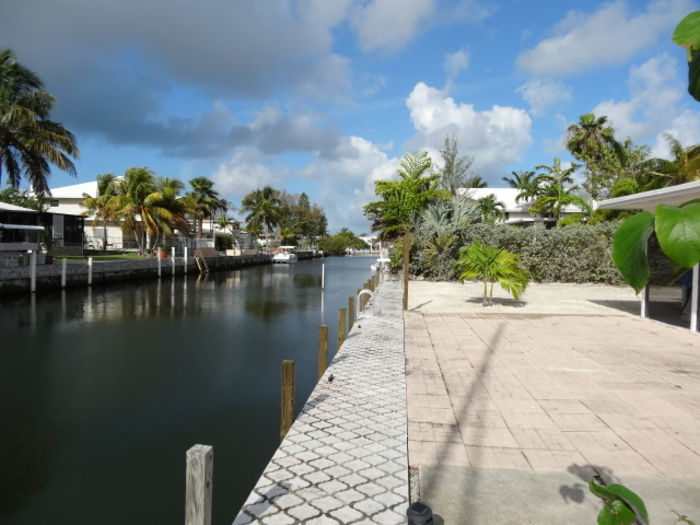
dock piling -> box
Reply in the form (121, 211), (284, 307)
(348, 296), (355, 329)
(87, 257), (93, 286)
(280, 360), (296, 441)
(185, 444), (213, 525)
(337, 308), (346, 350)
(29, 250), (37, 293)
(61, 257), (67, 289)
(318, 325), (328, 379)
(171, 247), (176, 275)
(184, 247), (188, 275)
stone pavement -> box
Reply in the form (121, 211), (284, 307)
(233, 278), (408, 524)
(405, 309), (700, 524)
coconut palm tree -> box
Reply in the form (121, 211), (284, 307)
(241, 186), (283, 239)
(81, 173), (118, 250)
(502, 170), (541, 203)
(0, 49), (79, 197)
(455, 242), (529, 306)
(185, 176), (225, 238)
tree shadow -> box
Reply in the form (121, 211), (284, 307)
(463, 297), (527, 308)
(409, 300), (433, 311)
(558, 464), (619, 505)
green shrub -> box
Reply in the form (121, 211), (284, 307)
(412, 222), (627, 285)
(215, 233), (233, 251)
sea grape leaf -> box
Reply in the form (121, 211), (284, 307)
(655, 200), (700, 268)
(603, 484), (649, 524)
(689, 49), (700, 102)
(612, 211), (655, 293)
(673, 11), (700, 52)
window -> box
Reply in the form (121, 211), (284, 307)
(50, 200), (59, 207)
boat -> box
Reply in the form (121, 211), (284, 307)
(272, 246), (298, 264)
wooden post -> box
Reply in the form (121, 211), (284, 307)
(30, 250), (37, 293)
(280, 360), (296, 441)
(185, 444), (213, 525)
(184, 246), (188, 275)
(357, 288), (362, 312)
(348, 296), (355, 329)
(337, 308), (346, 350)
(691, 263), (699, 333)
(87, 256), (93, 286)
(61, 257), (67, 288)
(172, 247), (176, 275)
(640, 286), (649, 318)
(158, 255), (162, 278)
(317, 325), (328, 379)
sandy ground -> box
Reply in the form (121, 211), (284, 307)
(406, 280), (683, 316)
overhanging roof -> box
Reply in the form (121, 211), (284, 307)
(597, 180), (700, 211)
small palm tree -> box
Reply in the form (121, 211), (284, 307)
(455, 242), (529, 306)
(477, 194), (506, 224)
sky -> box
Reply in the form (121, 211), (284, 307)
(2, 0), (699, 233)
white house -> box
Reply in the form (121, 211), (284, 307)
(458, 187), (585, 225)
(47, 180), (127, 249)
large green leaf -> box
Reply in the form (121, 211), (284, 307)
(612, 211), (655, 293)
(597, 500), (639, 525)
(673, 11), (700, 53)
(689, 49), (700, 102)
(603, 484), (649, 523)
(655, 200), (700, 268)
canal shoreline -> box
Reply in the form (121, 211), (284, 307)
(0, 251), (322, 295)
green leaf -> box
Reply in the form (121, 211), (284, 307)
(604, 484), (649, 524)
(673, 11), (700, 51)
(688, 49), (700, 102)
(597, 500), (639, 525)
(612, 211), (655, 293)
(655, 201), (700, 268)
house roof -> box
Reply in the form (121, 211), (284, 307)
(457, 187), (583, 213)
(0, 202), (38, 213)
(48, 180), (99, 199)
(596, 180), (700, 211)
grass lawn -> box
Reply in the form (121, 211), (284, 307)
(57, 253), (146, 261)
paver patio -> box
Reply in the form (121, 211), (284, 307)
(406, 281), (700, 524)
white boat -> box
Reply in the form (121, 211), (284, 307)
(272, 246), (298, 264)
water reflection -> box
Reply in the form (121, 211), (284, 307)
(0, 257), (373, 525)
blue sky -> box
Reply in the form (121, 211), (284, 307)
(2, 0), (699, 232)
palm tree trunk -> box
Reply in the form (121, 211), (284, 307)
(489, 281), (494, 306)
(402, 232), (410, 310)
(103, 221), (108, 252)
(483, 279), (488, 306)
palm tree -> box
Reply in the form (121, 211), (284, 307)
(455, 242), (529, 306)
(566, 113), (623, 199)
(477, 194), (506, 224)
(147, 177), (190, 248)
(0, 49), (79, 197)
(241, 186), (283, 240)
(81, 173), (118, 250)
(363, 151), (447, 310)
(502, 170), (541, 203)
(185, 177), (225, 238)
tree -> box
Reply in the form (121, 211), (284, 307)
(438, 136), (477, 195)
(241, 186), (282, 239)
(0, 187), (43, 210)
(80, 173), (118, 250)
(673, 10), (700, 101)
(317, 228), (367, 256)
(502, 169), (541, 203)
(566, 113), (623, 199)
(364, 151), (447, 309)
(455, 242), (529, 306)
(531, 158), (588, 221)
(0, 49), (79, 197)
(185, 176), (225, 237)
(477, 194), (506, 224)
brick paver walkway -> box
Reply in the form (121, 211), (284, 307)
(406, 312), (700, 476)
(233, 279), (408, 524)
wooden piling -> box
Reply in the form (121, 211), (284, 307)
(87, 257), (93, 286)
(317, 325), (328, 379)
(185, 444), (213, 525)
(280, 360), (296, 441)
(172, 247), (176, 274)
(348, 296), (355, 329)
(61, 257), (67, 289)
(337, 308), (346, 350)
(357, 288), (362, 312)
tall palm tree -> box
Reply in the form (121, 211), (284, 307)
(241, 186), (282, 238)
(501, 170), (541, 203)
(0, 49), (79, 197)
(566, 113), (623, 199)
(109, 167), (159, 254)
(535, 158), (578, 187)
(81, 173), (118, 250)
(455, 242), (529, 306)
(185, 176), (225, 237)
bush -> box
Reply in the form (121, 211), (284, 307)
(412, 222), (627, 285)
(215, 233), (233, 251)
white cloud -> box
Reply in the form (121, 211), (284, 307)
(211, 149), (283, 197)
(517, 0), (695, 76)
(444, 48), (470, 91)
(651, 110), (700, 158)
(516, 79), (572, 116)
(591, 55), (688, 144)
(351, 0), (436, 52)
(404, 82), (533, 179)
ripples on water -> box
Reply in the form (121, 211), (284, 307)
(0, 256), (375, 525)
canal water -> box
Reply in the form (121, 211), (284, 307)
(0, 256), (375, 525)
